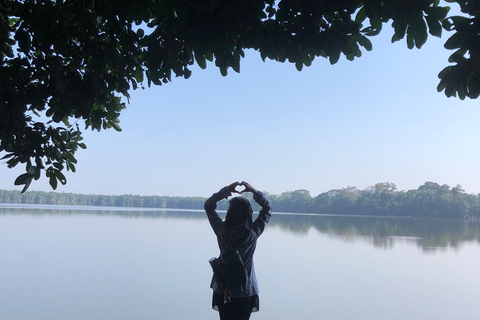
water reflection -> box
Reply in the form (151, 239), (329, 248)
(1, 204), (479, 252)
(270, 213), (480, 252)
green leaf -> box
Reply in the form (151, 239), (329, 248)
(391, 33), (402, 43)
(7, 156), (21, 168)
(66, 153), (77, 163)
(110, 122), (122, 132)
(219, 65), (228, 76)
(33, 168), (41, 180)
(134, 66), (144, 83)
(28, 166), (40, 180)
(437, 82), (446, 93)
(15, 173), (32, 186)
(53, 162), (64, 170)
(414, 19), (428, 49)
(1, 153), (14, 160)
(467, 75), (480, 98)
(442, 18), (453, 31)
(205, 51), (214, 62)
(355, 7), (366, 24)
(232, 59), (240, 73)
(448, 49), (467, 63)
(329, 52), (340, 65)
(195, 52), (207, 69)
(458, 85), (466, 100)
(295, 60), (303, 71)
(392, 20), (407, 40)
(426, 6), (450, 20)
(55, 170), (67, 185)
(450, 16), (471, 29)
(3, 43), (13, 57)
(49, 175), (58, 190)
(21, 178), (33, 193)
(425, 15), (442, 37)
(184, 68), (192, 79)
(406, 29), (414, 49)
(444, 82), (456, 97)
(61, 116), (70, 126)
(260, 51), (267, 62)
(370, 16), (382, 31)
(358, 36), (372, 51)
(444, 33), (464, 50)
(67, 162), (76, 172)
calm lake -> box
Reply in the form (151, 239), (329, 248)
(1, 204), (479, 320)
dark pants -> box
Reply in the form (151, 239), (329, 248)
(213, 293), (259, 320)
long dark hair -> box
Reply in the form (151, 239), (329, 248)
(223, 196), (253, 246)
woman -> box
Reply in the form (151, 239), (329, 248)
(204, 181), (272, 320)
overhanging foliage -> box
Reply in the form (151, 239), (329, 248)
(0, 0), (477, 191)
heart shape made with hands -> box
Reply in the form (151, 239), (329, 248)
(234, 184), (247, 194)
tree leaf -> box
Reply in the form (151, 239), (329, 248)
(295, 60), (303, 71)
(1, 153), (14, 160)
(355, 7), (366, 24)
(219, 65), (228, 76)
(458, 85), (466, 100)
(15, 173), (32, 186)
(55, 170), (67, 185)
(406, 28), (414, 49)
(195, 52), (207, 69)
(110, 122), (122, 132)
(444, 32), (464, 50)
(67, 162), (76, 172)
(329, 52), (340, 65)
(49, 175), (58, 190)
(21, 178), (33, 193)
(134, 66), (144, 83)
(414, 19), (428, 49)
(448, 49), (467, 63)
(358, 36), (372, 51)
(205, 51), (214, 62)
(425, 15), (442, 37)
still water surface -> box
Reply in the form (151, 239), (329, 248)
(1, 204), (479, 320)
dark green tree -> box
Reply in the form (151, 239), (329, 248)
(1, 0), (474, 191)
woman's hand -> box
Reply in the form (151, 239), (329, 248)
(240, 181), (257, 194)
(227, 181), (258, 194)
(227, 181), (241, 194)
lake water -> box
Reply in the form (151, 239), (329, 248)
(1, 204), (479, 320)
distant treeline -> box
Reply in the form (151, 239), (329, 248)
(0, 189), (210, 210)
(1, 182), (479, 219)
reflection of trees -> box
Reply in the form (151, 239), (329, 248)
(0, 205), (210, 221)
(269, 214), (480, 251)
(1, 205), (479, 251)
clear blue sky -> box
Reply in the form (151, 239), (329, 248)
(1, 27), (480, 197)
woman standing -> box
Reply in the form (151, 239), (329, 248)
(205, 181), (272, 320)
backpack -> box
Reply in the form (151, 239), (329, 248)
(209, 248), (250, 303)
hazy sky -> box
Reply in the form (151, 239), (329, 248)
(1, 27), (480, 198)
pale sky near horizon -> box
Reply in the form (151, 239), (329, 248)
(1, 26), (480, 198)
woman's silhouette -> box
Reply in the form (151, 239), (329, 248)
(205, 181), (272, 320)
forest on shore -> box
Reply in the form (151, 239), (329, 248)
(1, 182), (479, 220)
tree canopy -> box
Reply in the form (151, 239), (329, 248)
(1, 0), (478, 191)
